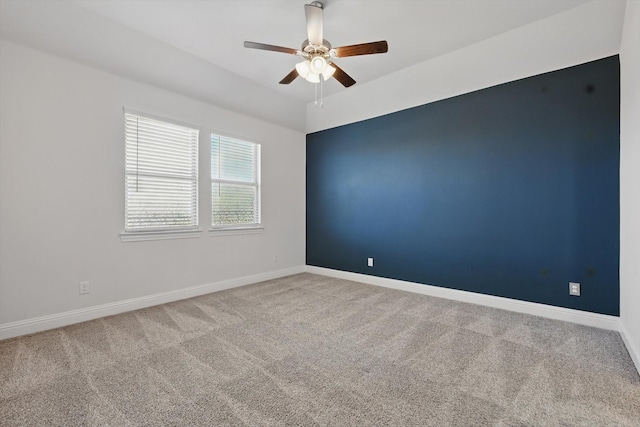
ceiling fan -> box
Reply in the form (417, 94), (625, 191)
(244, 1), (388, 88)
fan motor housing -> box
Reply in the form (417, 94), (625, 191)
(302, 39), (331, 56)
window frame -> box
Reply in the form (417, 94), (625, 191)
(120, 109), (202, 242)
(209, 133), (262, 235)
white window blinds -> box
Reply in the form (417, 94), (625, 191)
(125, 112), (199, 231)
(211, 134), (261, 227)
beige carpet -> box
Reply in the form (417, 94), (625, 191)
(1, 273), (639, 426)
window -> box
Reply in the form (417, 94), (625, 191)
(211, 134), (261, 228)
(124, 111), (199, 234)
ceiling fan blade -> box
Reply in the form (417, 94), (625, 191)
(244, 41), (299, 55)
(305, 3), (323, 46)
(330, 63), (356, 88)
(334, 41), (388, 58)
(279, 69), (299, 85)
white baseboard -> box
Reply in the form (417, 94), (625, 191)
(2, 265), (637, 376)
(0, 266), (305, 340)
(619, 324), (640, 375)
(305, 266), (621, 331)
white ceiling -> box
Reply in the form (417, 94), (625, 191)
(71, 0), (590, 102)
(0, 0), (623, 131)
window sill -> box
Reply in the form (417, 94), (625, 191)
(209, 226), (264, 237)
(120, 229), (202, 242)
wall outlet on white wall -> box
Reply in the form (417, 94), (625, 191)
(367, 258), (374, 267)
(79, 281), (90, 295)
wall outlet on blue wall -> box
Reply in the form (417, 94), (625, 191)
(569, 282), (581, 296)
(367, 258), (374, 267)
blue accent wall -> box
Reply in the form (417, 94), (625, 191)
(306, 56), (620, 316)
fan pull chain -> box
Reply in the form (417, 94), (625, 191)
(314, 82), (318, 107)
(313, 78), (324, 108)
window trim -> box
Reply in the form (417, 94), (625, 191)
(120, 229), (202, 242)
(208, 226), (264, 237)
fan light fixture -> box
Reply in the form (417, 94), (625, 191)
(310, 56), (326, 73)
(295, 56), (335, 84)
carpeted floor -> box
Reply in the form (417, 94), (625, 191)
(1, 273), (639, 426)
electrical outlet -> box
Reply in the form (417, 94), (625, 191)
(79, 281), (90, 295)
(367, 258), (374, 267)
(272, 254), (278, 263)
(569, 282), (580, 296)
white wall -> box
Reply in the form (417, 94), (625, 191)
(0, 0), (307, 133)
(620, 0), (640, 371)
(307, 0), (625, 133)
(0, 40), (306, 329)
